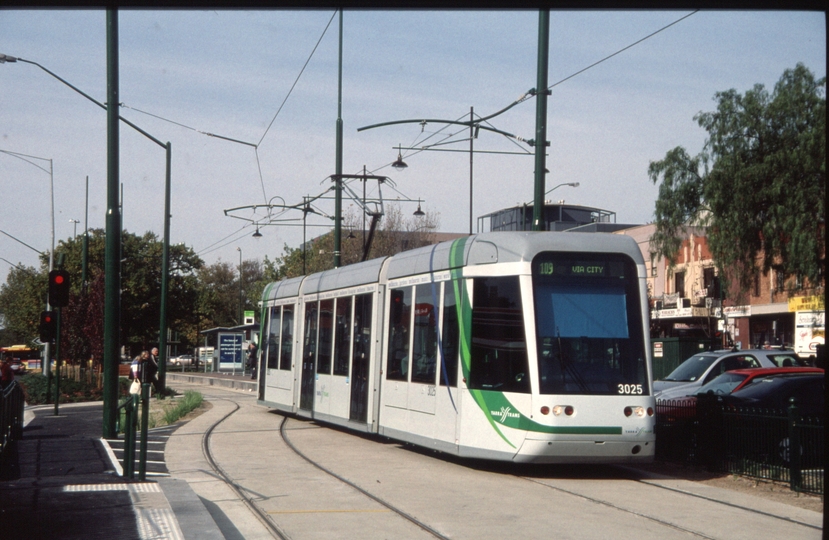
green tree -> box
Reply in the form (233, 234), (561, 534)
(196, 260), (239, 328)
(2, 229), (205, 363)
(0, 264), (46, 345)
(649, 63), (825, 296)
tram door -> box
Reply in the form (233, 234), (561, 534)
(300, 301), (318, 411)
(349, 293), (373, 422)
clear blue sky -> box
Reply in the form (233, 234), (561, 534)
(0, 9), (825, 285)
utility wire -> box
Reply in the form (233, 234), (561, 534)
(547, 10), (699, 92)
(257, 10), (337, 148)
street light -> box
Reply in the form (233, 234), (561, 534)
(359, 105), (535, 235)
(69, 219), (79, 238)
(0, 149), (55, 376)
(391, 145), (408, 170)
(1, 50), (174, 434)
(546, 181), (579, 196)
(524, 181), (579, 205)
(521, 182), (579, 231)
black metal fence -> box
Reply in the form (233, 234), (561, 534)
(655, 395), (824, 496)
(0, 380), (25, 463)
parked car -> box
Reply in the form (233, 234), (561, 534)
(653, 349), (787, 398)
(721, 372), (825, 416)
(170, 354), (194, 367)
(656, 367), (824, 425)
(720, 372), (825, 465)
(695, 367), (823, 397)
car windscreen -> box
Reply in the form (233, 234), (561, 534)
(695, 371), (748, 395)
(662, 355), (718, 382)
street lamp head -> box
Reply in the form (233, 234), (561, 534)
(392, 146), (408, 171)
(568, 182), (580, 187)
(413, 202), (425, 217)
(252, 226), (262, 239)
(0, 54), (18, 64)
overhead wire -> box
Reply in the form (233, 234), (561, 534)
(371, 9), (701, 201)
(256, 11), (337, 149)
(546, 10), (699, 93)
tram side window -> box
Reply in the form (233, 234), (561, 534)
(333, 296), (352, 376)
(386, 287), (412, 381)
(266, 306), (281, 370)
(318, 299), (334, 375)
(440, 281), (459, 387)
(352, 293), (373, 372)
(411, 284), (438, 384)
(280, 305), (294, 370)
(303, 302), (319, 372)
(469, 276), (530, 393)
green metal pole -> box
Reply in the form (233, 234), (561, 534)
(333, 9), (344, 268)
(139, 383), (149, 480)
(103, 8), (121, 439)
(532, 9), (550, 231)
(158, 142), (171, 395)
(82, 176), (88, 289)
(54, 306), (61, 416)
(469, 106), (474, 235)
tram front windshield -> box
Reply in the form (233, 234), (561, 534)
(533, 252), (648, 396)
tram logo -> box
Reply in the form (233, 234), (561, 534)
(491, 406), (520, 423)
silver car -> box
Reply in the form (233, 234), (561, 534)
(171, 354), (194, 367)
(653, 349), (802, 400)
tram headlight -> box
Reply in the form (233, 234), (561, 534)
(552, 405), (574, 416)
(624, 406), (646, 417)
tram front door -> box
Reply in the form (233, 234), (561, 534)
(299, 301), (318, 411)
(349, 293), (372, 422)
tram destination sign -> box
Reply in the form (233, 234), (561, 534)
(534, 255), (626, 279)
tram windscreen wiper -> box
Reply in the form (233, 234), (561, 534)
(556, 330), (589, 393)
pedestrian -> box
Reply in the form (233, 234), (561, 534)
(149, 347), (161, 392)
(1, 352), (15, 388)
(130, 350), (158, 396)
(247, 341), (258, 380)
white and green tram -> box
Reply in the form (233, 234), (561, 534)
(256, 232), (655, 463)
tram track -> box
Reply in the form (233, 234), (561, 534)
(278, 416), (452, 540)
(187, 384), (820, 540)
(199, 394), (449, 540)
(518, 471), (822, 538)
(201, 398), (293, 540)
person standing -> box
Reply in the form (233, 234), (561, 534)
(1, 353), (15, 388)
(246, 342), (258, 380)
(148, 347), (160, 395)
(130, 350), (159, 395)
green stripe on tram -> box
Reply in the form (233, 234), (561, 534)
(447, 237), (624, 446)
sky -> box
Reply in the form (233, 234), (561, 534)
(0, 9), (825, 285)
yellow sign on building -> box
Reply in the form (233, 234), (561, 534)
(788, 295), (825, 312)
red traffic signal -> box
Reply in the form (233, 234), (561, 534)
(49, 269), (70, 307)
(39, 310), (56, 342)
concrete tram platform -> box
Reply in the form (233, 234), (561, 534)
(0, 371), (255, 540)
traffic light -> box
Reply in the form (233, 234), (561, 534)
(48, 269), (70, 307)
(39, 310), (56, 343)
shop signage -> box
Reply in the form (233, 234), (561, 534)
(788, 296), (825, 312)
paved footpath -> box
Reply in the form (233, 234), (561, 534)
(0, 399), (221, 540)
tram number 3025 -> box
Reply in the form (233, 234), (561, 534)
(617, 384), (644, 395)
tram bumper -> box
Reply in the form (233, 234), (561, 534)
(513, 436), (655, 464)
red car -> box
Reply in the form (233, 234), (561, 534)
(657, 367), (823, 421)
